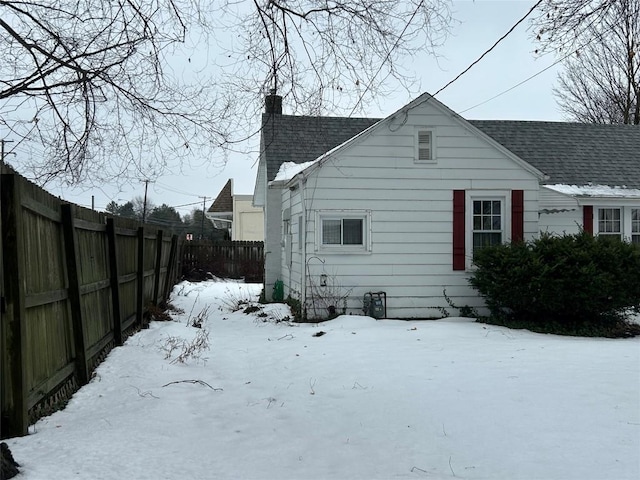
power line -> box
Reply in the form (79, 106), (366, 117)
(459, 58), (560, 115)
(433, 0), (545, 97)
(171, 200), (207, 209)
(153, 180), (204, 198)
(458, 7), (620, 115)
(348, 0), (426, 117)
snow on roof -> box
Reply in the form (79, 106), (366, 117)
(273, 160), (316, 183)
(544, 184), (640, 198)
(271, 117), (382, 184)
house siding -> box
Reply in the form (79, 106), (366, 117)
(539, 187), (582, 235)
(282, 101), (540, 319)
(264, 188), (283, 301)
(232, 196), (264, 241)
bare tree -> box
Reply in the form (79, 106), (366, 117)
(551, 0), (640, 124)
(533, 0), (619, 52)
(218, 0), (453, 116)
(533, 0), (639, 124)
(0, 1), (234, 185)
(0, 0), (453, 186)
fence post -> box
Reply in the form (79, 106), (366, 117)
(0, 168), (4, 440)
(136, 226), (145, 327)
(106, 218), (123, 346)
(60, 204), (89, 387)
(152, 229), (163, 305)
(1, 174), (28, 437)
(163, 235), (179, 301)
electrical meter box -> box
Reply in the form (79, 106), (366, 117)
(363, 292), (386, 319)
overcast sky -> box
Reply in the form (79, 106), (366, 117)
(53, 0), (564, 216)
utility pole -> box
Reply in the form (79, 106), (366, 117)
(1, 139), (15, 163)
(200, 196), (207, 240)
(141, 179), (154, 223)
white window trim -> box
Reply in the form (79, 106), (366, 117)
(594, 205), (640, 242)
(283, 219), (292, 268)
(315, 209), (372, 253)
(632, 208), (640, 244)
(414, 127), (437, 164)
(597, 207), (622, 238)
(465, 190), (511, 270)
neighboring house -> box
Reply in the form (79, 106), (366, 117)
(207, 179), (264, 241)
(254, 92), (640, 318)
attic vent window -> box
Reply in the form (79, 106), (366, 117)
(415, 128), (436, 164)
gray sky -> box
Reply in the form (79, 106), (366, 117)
(54, 0), (563, 216)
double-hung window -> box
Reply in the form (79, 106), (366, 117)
(472, 199), (503, 253)
(317, 210), (371, 252)
(598, 208), (622, 239)
(456, 190), (519, 271)
(632, 209), (640, 244)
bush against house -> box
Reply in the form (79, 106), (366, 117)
(469, 232), (640, 336)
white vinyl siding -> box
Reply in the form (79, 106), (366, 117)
(539, 191), (640, 243)
(279, 98), (540, 318)
(298, 215), (303, 250)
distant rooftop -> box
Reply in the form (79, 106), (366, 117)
(208, 179), (233, 213)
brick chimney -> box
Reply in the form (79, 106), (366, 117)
(265, 89), (282, 114)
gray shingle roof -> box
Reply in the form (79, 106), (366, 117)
(208, 179), (233, 213)
(262, 112), (640, 188)
(469, 121), (640, 188)
(262, 113), (379, 181)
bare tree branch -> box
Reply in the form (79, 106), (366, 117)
(539, 0), (640, 124)
(0, 0), (453, 185)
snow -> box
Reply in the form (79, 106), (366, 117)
(272, 118), (380, 184)
(545, 184), (640, 198)
(273, 160), (315, 183)
(6, 279), (640, 480)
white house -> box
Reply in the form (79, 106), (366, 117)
(208, 179), (264, 241)
(254, 92), (640, 319)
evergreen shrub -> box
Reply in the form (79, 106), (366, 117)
(469, 232), (640, 337)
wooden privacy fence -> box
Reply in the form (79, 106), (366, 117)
(0, 169), (183, 438)
(182, 240), (264, 283)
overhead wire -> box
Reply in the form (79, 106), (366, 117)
(458, 2), (620, 115)
(433, 0), (545, 97)
(348, 0), (426, 117)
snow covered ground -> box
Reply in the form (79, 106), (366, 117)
(6, 279), (640, 480)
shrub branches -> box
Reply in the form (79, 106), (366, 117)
(469, 232), (640, 337)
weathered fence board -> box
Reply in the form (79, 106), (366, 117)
(0, 169), (183, 439)
(181, 240), (264, 282)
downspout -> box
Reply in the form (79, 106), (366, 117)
(299, 176), (307, 319)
